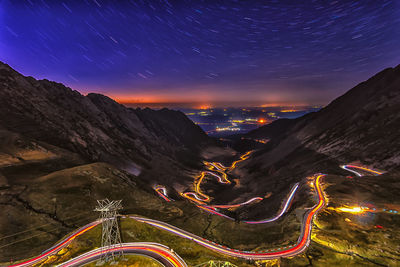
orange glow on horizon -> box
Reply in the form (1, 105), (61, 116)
(111, 95), (171, 104)
(89, 93), (316, 108)
(199, 105), (212, 109)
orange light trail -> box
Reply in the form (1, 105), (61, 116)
(182, 151), (253, 205)
(341, 164), (383, 177)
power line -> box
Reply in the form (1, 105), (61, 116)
(0, 211), (92, 242)
(0, 215), (96, 250)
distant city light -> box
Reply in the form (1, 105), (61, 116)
(182, 106), (320, 136)
(199, 105), (211, 110)
(280, 109), (300, 113)
(215, 126), (241, 132)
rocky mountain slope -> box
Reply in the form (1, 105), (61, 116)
(0, 61), (212, 178)
(0, 61), (219, 263)
(222, 64), (400, 221)
(241, 64), (400, 172)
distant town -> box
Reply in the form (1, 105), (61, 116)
(179, 106), (322, 136)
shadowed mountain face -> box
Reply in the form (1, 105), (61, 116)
(0, 61), (212, 174)
(0, 62), (217, 263)
(223, 64), (400, 221)
(241, 64), (400, 172)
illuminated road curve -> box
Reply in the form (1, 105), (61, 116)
(9, 221), (101, 267)
(210, 196), (263, 209)
(12, 163), (379, 265)
(154, 185), (173, 202)
(196, 183), (299, 224)
(130, 174), (327, 260)
(340, 164), (383, 177)
(209, 150), (253, 171)
(180, 150), (299, 223)
(243, 182), (299, 224)
(57, 242), (187, 267)
(8, 176), (317, 265)
(181, 151), (255, 206)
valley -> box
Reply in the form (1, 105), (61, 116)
(0, 62), (399, 266)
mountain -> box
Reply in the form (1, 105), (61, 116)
(0, 61), (212, 178)
(1, 61), (399, 266)
(220, 64), (400, 221)
(233, 64), (400, 197)
(0, 61), (215, 262)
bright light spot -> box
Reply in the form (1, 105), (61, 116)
(199, 105), (211, 110)
(336, 206), (365, 214)
(281, 109), (300, 113)
(258, 118), (266, 123)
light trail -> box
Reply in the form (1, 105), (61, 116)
(335, 206), (366, 214)
(243, 183), (299, 224)
(196, 205), (235, 220)
(210, 151), (253, 171)
(193, 183), (298, 223)
(180, 192), (207, 205)
(228, 150), (253, 171)
(182, 151), (254, 206)
(14, 159), (381, 265)
(10, 174), (325, 265)
(205, 171), (230, 184)
(130, 174), (326, 260)
(9, 221), (101, 267)
(194, 172), (211, 202)
(340, 164), (383, 177)
(57, 242), (187, 267)
(181, 150), (298, 223)
(8, 158), (390, 266)
(210, 197), (263, 209)
(208, 162), (226, 171)
(181, 170), (230, 205)
(154, 185), (173, 202)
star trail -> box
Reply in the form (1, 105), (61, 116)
(1, 0), (399, 107)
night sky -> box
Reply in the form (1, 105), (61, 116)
(1, 0), (399, 107)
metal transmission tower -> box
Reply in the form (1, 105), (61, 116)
(94, 199), (123, 263)
(194, 260), (239, 267)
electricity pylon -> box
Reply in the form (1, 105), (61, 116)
(95, 199), (123, 263)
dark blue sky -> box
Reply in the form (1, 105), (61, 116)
(1, 0), (399, 107)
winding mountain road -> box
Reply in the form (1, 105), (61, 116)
(9, 221), (101, 267)
(8, 164), (383, 266)
(130, 174), (326, 260)
(57, 242), (187, 267)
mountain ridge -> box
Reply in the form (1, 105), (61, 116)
(0, 61), (212, 177)
(242, 64), (400, 171)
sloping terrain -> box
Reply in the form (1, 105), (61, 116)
(223, 64), (400, 221)
(0, 160), (305, 265)
(1, 61), (399, 266)
(241, 64), (400, 171)
(0, 61), (211, 177)
(285, 171), (400, 267)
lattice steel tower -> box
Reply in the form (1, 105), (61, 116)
(95, 199), (123, 263)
